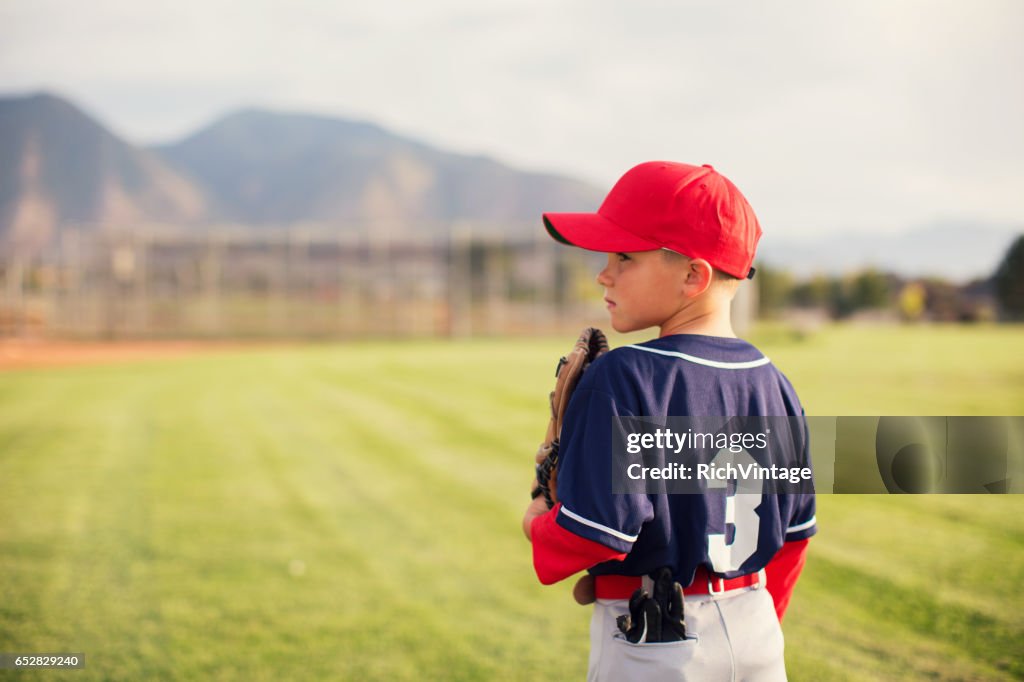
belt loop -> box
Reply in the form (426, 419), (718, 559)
(708, 573), (726, 597)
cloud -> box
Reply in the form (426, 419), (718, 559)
(1, 0), (1022, 234)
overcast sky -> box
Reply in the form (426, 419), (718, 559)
(2, 0), (1022, 237)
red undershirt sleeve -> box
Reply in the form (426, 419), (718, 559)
(530, 503), (628, 585)
(764, 538), (810, 622)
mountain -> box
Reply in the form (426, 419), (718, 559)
(757, 222), (1022, 283)
(5, 91), (1013, 282)
(0, 92), (208, 252)
(0, 93), (604, 251)
(152, 108), (602, 227)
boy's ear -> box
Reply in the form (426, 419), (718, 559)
(682, 258), (715, 297)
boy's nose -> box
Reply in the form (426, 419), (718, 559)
(596, 266), (612, 287)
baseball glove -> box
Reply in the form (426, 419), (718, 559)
(531, 327), (609, 508)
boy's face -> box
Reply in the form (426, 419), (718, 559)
(596, 250), (687, 333)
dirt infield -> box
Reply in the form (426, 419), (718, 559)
(0, 338), (278, 371)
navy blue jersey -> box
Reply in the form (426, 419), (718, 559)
(554, 334), (817, 586)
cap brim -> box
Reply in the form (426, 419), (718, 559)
(542, 213), (661, 253)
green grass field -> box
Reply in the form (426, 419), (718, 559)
(1, 324), (1022, 680)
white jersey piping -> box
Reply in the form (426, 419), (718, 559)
(625, 344), (771, 369)
(559, 505), (639, 543)
(786, 516), (817, 534)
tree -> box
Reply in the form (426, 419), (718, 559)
(994, 234), (1024, 320)
(849, 269), (890, 309)
(899, 282), (926, 322)
(755, 264), (794, 317)
(919, 278), (960, 321)
(790, 275), (833, 309)
(828, 278), (856, 319)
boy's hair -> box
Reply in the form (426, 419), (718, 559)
(660, 248), (742, 282)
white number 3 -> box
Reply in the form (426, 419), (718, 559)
(706, 448), (763, 573)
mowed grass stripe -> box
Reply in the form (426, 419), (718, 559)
(1, 366), (177, 679)
(2, 327), (1023, 680)
(817, 555), (1019, 678)
(785, 496), (1023, 681)
(270, 355), (583, 623)
(291, 349), (591, 680)
(158, 354), (501, 680)
(759, 324), (1024, 415)
(0, 354), (566, 681)
(310, 367), (534, 498)
(152, 348), (588, 680)
(787, 554), (1018, 681)
(811, 496), (1024, 628)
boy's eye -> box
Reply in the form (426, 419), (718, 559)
(616, 253), (631, 262)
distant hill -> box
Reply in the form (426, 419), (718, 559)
(758, 222), (1022, 283)
(152, 108), (603, 227)
(0, 93), (604, 252)
(0, 92), (208, 252)
(3, 91), (1017, 282)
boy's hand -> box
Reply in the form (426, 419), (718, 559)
(573, 574), (596, 604)
(522, 494), (551, 541)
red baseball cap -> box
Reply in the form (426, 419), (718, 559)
(543, 161), (762, 279)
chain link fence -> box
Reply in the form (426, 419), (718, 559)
(0, 222), (623, 339)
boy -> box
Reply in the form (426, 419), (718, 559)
(522, 162), (815, 681)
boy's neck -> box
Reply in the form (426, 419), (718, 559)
(658, 302), (737, 339)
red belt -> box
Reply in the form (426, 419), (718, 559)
(594, 566), (761, 600)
